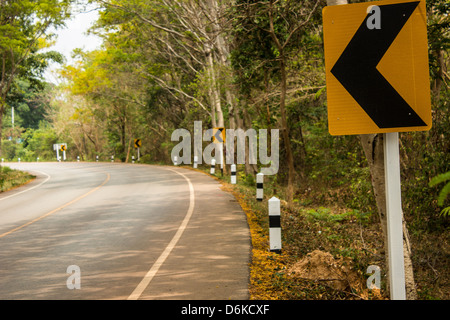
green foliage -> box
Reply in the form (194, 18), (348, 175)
(429, 171), (450, 216)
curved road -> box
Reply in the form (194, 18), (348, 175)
(0, 162), (250, 300)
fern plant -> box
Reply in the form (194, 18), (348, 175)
(429, 171), (450, 217)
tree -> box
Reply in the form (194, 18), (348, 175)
(231, 0), (321, 204)
(0, 0), (71, 157)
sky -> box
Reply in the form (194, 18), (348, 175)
(43, 3), (103, 84)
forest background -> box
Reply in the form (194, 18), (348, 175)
(0, 0), (448, 299)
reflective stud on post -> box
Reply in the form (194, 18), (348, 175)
(269, 196), (282, 253)
(256, 172), (264, 201)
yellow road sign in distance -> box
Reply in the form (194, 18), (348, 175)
(134, 139), (142, 149)
(60, 145), (66, 151)
(213, 128), (225, 143)
(323, 0), (431, 135)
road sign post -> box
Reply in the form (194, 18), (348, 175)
(213, 128), (225, 176)
(53, 143), (67, 162)
(323, 0), (431, 300)
(134, 139), (142, 162)
(384, 132), (406, 299)
(61, 144), (67, 161)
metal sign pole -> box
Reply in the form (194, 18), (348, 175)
(384, 132), (406, 299)
(325, 0), (409, 300)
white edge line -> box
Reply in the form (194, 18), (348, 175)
(0, 170), (51, 202)
(127, 168), (195, 300)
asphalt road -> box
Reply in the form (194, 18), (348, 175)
(0, 162), (250, 300)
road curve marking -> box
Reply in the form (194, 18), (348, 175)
(127, 168), (195, 300)
(0, 173), (110, 239)
(0, 170), (51, 202)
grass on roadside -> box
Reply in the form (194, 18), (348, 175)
(0, 166), (36, 193)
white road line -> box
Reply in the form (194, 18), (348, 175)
(0, 170), (51, 202)
(127, 168), (195, 300)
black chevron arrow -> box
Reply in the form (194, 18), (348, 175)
(331, 1), (427, 129)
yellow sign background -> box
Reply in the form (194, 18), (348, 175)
(323, 0), (431, 135)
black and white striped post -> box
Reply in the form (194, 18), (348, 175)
(77, 156), (80, 162)
(193, 155), (198, 169)
(132, 156), (135, 163)
(210, 158), (216, 175)
(269, 196), (282, 254)
(256, 172), (264, 201)
(231, 164), (236, 184)
(96, 155), (99, 162)
(111, 155), (114, 163)
(173, 156), (178, 166)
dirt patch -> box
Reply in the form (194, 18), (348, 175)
(286, 250), (366, 295)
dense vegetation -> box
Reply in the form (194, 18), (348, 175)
(0, 0), (448, 299)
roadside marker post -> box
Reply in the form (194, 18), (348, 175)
(132, 156), (135, 164)
(18, 158), (20, 163)
(269, 197), (282, 253)
(220, 145), (224, 176)
(193, 155), (198, 169)
(96, 155), (99, 162)
(210, 158), (216, 175)
(111, 156), (114, 163)
(174, 156), (178, 166)
(77, 156), (80, 162)
(231, 164), (236, 184)
(256, 172), (264, 201)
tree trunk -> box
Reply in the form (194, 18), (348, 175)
(279, 57), (295, 205)
(205, 43), (224, 128)
(360, 134), (417, 299)
(0, 106), (3, 160)
(0, 99), (5, 160)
